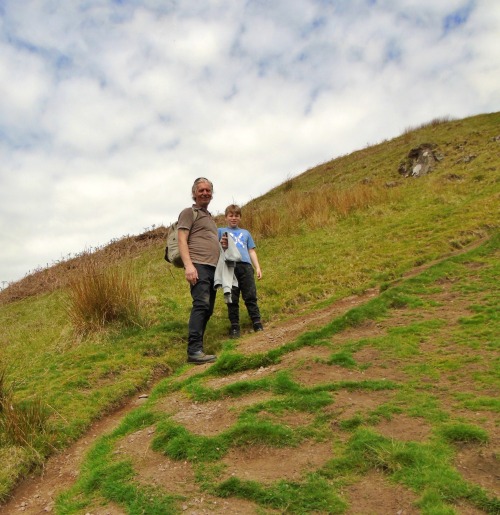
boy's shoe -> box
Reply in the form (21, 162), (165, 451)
(229, 325), (241, 338)
(253, 321), (264, 332)
(187, 351), (217, 364)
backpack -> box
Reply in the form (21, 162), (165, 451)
(164, 209), (198, 267)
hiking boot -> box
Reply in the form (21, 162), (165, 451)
(253, 321), (264, 332)
(187, 351), (217, 365)
(229, 325), (240, 338)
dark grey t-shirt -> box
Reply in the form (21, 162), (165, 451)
(178, 206), (219, 267)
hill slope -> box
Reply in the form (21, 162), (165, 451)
(3, 235), (499, 513)
(1, 112), (499, 513)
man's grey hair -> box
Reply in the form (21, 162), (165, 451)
(192, 177), (214, 201)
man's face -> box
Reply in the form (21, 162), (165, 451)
(194, 181), (213, 208)
(225, 212), (241, 228)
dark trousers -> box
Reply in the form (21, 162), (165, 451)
(228, 262), (261, 326)
(188, 264), (216, 355)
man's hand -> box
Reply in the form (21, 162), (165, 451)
(184, 264), (198, 285)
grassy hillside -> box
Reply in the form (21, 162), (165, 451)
(52, 235), (498, 514)
(0, 111), (498, 509)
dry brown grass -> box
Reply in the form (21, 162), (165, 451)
(0, 226), (167, 305)
(403, 115), (455, 134)
(0, 370), (50, 457)
(242, 180), (396, 239)
(65, 254), (144, 335)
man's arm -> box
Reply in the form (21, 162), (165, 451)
(178, 229), (198, 285)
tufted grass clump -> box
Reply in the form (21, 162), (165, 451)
(66, 257), (143, 335)
(438, 423), (489, 444)
(0, 369), (53, 459)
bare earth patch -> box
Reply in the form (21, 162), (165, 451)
(202, 365), (278, 390)
(121, 426), (198, 494)
(238, 289), (379, 356)
(343, 470), (420, 514)
(167, 391), (275, 436)
(374, 414), (432, 442)
(119, 427), (264, 513)
(455, 444), (500, 497)
(221, 440), (334, 483)
(329, 389), (397, 422)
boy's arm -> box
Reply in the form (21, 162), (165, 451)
(249, 248), (262, 280)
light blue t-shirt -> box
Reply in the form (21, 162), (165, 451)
(218, 227), (256, 264)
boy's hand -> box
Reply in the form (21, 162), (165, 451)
(256, 267), (262, 280)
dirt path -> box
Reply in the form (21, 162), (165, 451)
(2, 289), (381, 514)
(0, 399), (147, 514)
(2, 241), (497, 514)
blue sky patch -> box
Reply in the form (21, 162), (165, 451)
(443, 3), (474, 33)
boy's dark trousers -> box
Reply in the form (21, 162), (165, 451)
(188, 264), (216, 355)
(228, 262), (261, 325)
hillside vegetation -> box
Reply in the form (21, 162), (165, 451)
(0, 112), (498, 513)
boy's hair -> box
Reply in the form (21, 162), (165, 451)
(225, 204), (241, 216)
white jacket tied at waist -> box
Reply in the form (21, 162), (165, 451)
(214, 236), (242, 303)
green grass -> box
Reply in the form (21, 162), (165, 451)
(1, 112), (499, 512)
(322, 428), (498, 513)
(437, 423), (489, 444)
(214, 474), (347, 513)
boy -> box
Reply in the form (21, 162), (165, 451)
(218, 204), (263, 337)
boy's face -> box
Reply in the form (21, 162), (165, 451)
(226, 212), (241, 228)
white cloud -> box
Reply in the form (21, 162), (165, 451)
(42, 78), (133, 153)
(0, 46), (50, 138)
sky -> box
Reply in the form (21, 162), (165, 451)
(1, 0), (499, 287)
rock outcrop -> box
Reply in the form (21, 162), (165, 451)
(398, 144), (443, 177)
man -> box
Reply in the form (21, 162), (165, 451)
(178, 177), (224, 364)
